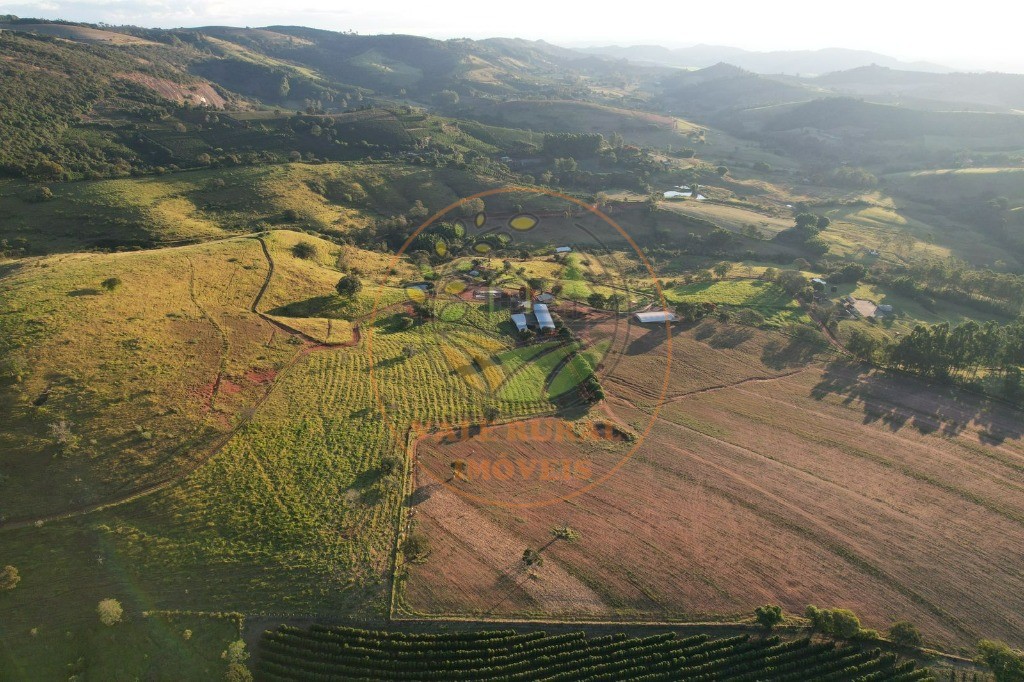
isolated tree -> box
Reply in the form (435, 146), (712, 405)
(588, 292), (606, 309)
(335, 274), (362, 298)
(889, 621), (923, 648)
(754, 605), (783, 630)
(716, 165), (729, 176)
(97, 598), (123, 626)
(713, 262), (729, 279)
(403, 532), (430, 560)
(291, 242), (317, 259)
(522, 548), (544, 566)
(0, 565), (20, 591)
(101, 277), (122, 292)
(450, 459), (468, 481)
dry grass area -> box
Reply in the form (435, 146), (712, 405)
(0, 237), (299, 520)
(0, 230), (380, 521)
(402, 324), (1024, 654)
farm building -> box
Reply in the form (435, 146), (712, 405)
(633, 311), (678, 324)
(533, 303), (555, 331)
(511, 313), (528, 332)
(473, 289), (504, 300)
(535, 293), (555, 303)
(555, 246), (572, 254)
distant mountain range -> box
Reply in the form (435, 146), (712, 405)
(575, 44), (952, 76)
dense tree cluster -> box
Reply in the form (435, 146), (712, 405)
(542, 132), (604, 158)
(847, 317), (1024, 397)
(773, 213), (830, 257)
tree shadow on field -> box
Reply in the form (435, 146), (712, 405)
(624, 323), (689, 356)
(810, 360), (1024, 443)
(704, 325), (754, 349)
(761, 337), (821, 369)
(407, 483), (442, 507)
(68, 288), (102, 297)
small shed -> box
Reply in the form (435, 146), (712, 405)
(511, 313), (528, 332)
(810, 277), (827, 291)
(555, 246), (572, 254)
(633, 311), (678, 324)
(474, 289), (503, 300)
(533, 303), (555, 330)
(535, 293), (555, 303)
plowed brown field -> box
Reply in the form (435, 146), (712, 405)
(402, 322), (1024, 654)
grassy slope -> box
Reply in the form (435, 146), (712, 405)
(0, 237), (297, 521)
(0, 230), (572, 678)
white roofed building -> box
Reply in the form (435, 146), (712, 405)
(533, 303), (555, 330)
(633, 311), (678, 324)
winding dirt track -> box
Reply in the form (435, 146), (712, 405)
(0, 236), (311, 531)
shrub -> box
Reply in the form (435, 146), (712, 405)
(49, 419), (80, 453)
(101, 277), (123, 292)
(97, 598), (123, 626)
(551, 525), (580, 541)
(806, 605), (862, 639)
(0, 565), (20, 591)
(28, 186), (54, 203)
(291, 242), (317, 259)
(889, 621), (923, 648)
(403, 533), (430, 561)
(223, 640), (249, 663)
(522, 548), (544, 566)
(977, 640), (1024, 682)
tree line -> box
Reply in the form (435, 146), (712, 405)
(847, 317), (1024, 398)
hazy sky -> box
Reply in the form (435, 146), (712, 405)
(3, 0), (1023, 72)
